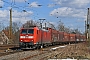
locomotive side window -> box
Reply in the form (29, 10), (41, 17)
(21, 29), (27, 34)
(28, 29), (34, 34)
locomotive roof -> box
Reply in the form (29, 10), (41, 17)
(20, 27), (49, 32)
(40, 28), (49, 32)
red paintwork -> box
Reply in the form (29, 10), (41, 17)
(59, 32), (64, 41)
(51, 29), (58, 42)
(20, 27), (86, 45)
(69, 34), (75, 41)
(75, 34), (80, 41)
(20, 28), (34, 43)
(20, 27), (51, 44)
(63, 32), (69, 42)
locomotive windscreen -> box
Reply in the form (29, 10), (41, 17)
(21, 29), (34, 34)
(28, 29), (34, 34)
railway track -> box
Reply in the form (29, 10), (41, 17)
(0, 42), (89, 60)
(0, 44), (19, 50)
(20, 44), (68, 60)
(20, 42), (88, 60)
(0, 43), (68, 60)
(0, 44), (19, 56)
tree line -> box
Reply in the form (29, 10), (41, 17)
(1, 20), (84, 44)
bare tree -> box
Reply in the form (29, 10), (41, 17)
(64, 27), (70, 33)
(0, 22), (5, 31)
(12, 22), (22, 44)
(22, 20), (37, 28)
(47, 22), (56, 29)
(57, 20), (64, 31)
(1, 22), (22, 44)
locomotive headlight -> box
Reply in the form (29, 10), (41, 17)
(21, 40), (23, 41)
(28, 36), (34, 38)
(20, 36), (25, 38)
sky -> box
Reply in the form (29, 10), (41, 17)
(0, 0), (89, 33)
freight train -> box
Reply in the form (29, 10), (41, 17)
(19, 26), (86, 48)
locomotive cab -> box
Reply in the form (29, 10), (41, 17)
(19, 27), (35, 48)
